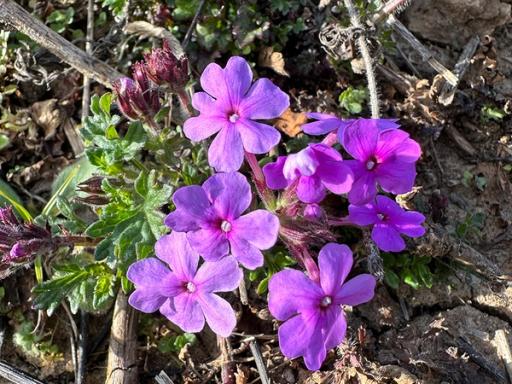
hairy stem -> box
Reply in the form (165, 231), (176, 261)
(343, 0), (380, 118)
(244, 152), (276, 210)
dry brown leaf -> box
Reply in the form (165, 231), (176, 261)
(30, 99), (64, 140)
(258, 46), (289, 77)
(275, 108), (307, 137)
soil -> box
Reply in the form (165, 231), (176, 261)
(0, 1), (511, 383)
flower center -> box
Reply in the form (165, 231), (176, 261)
(229, 113), (239, 123)
(377, 213), (385, 221)
(186, 281), (196, 293)
(366, 159), (377, 171)
(221, 220), (232, 232)
(320, 296), (332, 308)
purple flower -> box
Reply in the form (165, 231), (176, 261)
(342, 119), (421, 205)
(268, 243), (376, 370)
(184, 56), (289, 172)
(127, 231), (242, 337)
(262, 143), (354, 204)
(302, 114), (398, 144)
(348, 195), (426, 252)
(165, 172), (279, 269)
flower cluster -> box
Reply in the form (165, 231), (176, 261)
(126, 56), (426, 371)
(113, 40), (189, 122)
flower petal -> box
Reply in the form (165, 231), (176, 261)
(323, 308), (347, 351)
(347, 170), (377, 205)
(187, 228), (230, 262)
(342, 119), (379, 160)
(202, 172), (251, 219)
(200, 62), (229, 102)
(198, 293), (237, 337)
(232, 210), (279, 249)
(165, 185), (211, 231)
(348, 203), (378, 226)
(127, 258), (171, 287)
(371, 224), (405, 252)
(160, 293), (205, 333)
(268, 269), (322, 321)
(236, 119), (281, 154)
(318, 243), (353, 295)
(155, 232), (199, 281)
(229, 234), (264, 269)
(284, 148), (319, 179)
(208, 125), (244, 172)
(296, 175), (325, 203)
(377, 129), (421, 163)
(334, 274), (376, 306)
(375, 160), (416, 195)
(317, 161), (354, 195)
(194, 256), (242, 292)
(184, 115), (227, 142)
(263, 156), (289, 190)
(238, 78), (289, 119)
(224, 56), (253, 107)
(302, 118), (340, 135)
(128, 288), (167, 313)
(394, 211), (426, 237)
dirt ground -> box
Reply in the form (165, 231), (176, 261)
(0, 0), (511, 383)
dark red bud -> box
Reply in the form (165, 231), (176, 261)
(144, 41), (189, 92)
(113, 78), (139, 120)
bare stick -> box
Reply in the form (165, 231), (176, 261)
(0, 0), (122, 87)
(182, 0), (206, 48)
(0, 361), (45, 384)
(81, 0), (95, 122)
(105, 290), (139, 384)
(457, 336), (508, 383)
(496, 330), (512, 383)
(371, 0), (410, 23)
(218, 336), (235, 384)
(249, 340), (271, 384)
(76, 311), (89, 384)
(343, 0), (380, 118)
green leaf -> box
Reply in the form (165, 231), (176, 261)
(0, 178), (31, 220)
(50, 157), (96, 202)
(0, 133), (9, 151)
(256, 276), (269, 295)
(384, 269), (400, 290)
(416, 263), (433, 289)
(401, 268), (420, 289)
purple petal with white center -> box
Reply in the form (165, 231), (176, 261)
(348, 204), (378, 226)
(128, 288), (167, 313)
(232, 210), (279, 249)
(375, 195), (404, 218)
(198, 293), (237, 337)
(184, 116), (227, 142)
(342, 119), (379, 160)
(158, 273), (186, 297)
(297, 175), (325, 203)
(228, 234), (264, 269)
(223, 56), (253, 107)
(194, 256), (242, 293)
(238, 78), (289, 119)
(371, 224), (405, 252)
(155, 232), (199, 281)
(318, 243), (353, 295)
(127, 258), (172, 287)
(202, 172), (251, 219)
(375, 160), (416, 195)
(165, 185), (211, 231)
(268, 269), (323, 320)
(187, 228), (229, 262)
(208, 125), (244, 172)
(334, 274), (376, 306)
(236, 119), (281, 154)
(161, 293), (205, 333)
(263, 156), (289, 190)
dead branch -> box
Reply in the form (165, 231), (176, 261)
(0, 0), (122, 88)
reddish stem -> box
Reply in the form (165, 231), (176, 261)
(244, 152), (276, 210)
(321, 131), (338, 147)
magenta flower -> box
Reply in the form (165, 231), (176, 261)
(184, 56), (289, 172)
(302, 114), (398, 144)
(342, 119), (421, 205)
(268, 243), (376, 370)
(348, 195), (426, 252)
(127, 232), (242, 337)
(165, 172), (279, 269)
(262, 143), (353, 203)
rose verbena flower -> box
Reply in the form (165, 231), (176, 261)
(127, 231), (242, 337)
(184, 56), (289, 172)
(165, 172), (279, 269)
(268, 243), (376, 370)
(263, 143), (353, 204)
(348, 195), (425, 252)
(342, 119), (421, 205)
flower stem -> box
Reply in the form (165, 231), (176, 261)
(321, 131), (338, 147)
(144, 117), (160, 136)
(327, 216), (357, 227)
(244, 152), (276, 210)
(177, 89), (194, 117)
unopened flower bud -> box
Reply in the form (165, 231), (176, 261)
(9, 242), (26, 260)
(144, 40), (189, 92)
(77, 176), (105, 194)
(113, 78), (139, 120)
(0, 206), (19, 226)
(303, 204), (325, 221)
